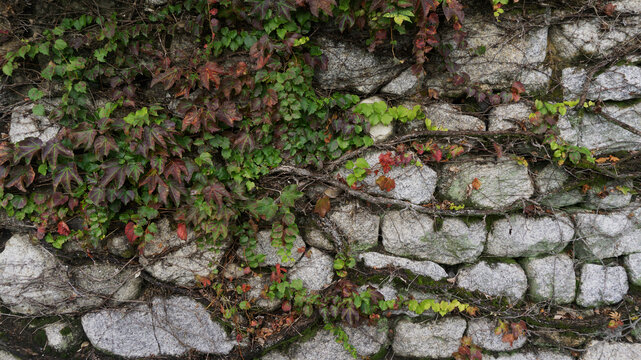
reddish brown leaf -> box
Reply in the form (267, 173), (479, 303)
(376, 176), (396, 192)
(281, 300), (292, 312)
(314, 195), (331, 218)
(177, 223), (188, 240)
(471, 178), (481, 190)
(57, 221), (70, 236)
(604, 3), (616, 16)
(125, 222), (138, 243)
(198, 61), (225, 90)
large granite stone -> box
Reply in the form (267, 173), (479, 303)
(562, 66), (641, 101)
(329, 202), (380, 253)
(582, 341), (641, 360)
(485, 215), (574, 257)
(9, 103), (60, 143)
(576, 264), (628, 307)
(424, 103), (485, 131)
(522, 254), (576, 304)
(488, 103), (532, 131)
(393, 317), (467, 358)
(289, 248), (334, 291)
(574, 205), (641, 260)
(467, 318), (527, 351)
(457, 261), (528, 303)
(359, 252), (448, 280)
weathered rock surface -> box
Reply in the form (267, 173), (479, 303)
(424, 103), (485, 131)
(562, 66), (641, 101)
(484, 351), (572, 360)
(246, 275), (281, 311)
(107, 234), (135, 258)
(574, 206), (641, 260)
(488, 103), (532, 131)
(485, 215), (574, 257)
(522, 254), (576, 304)
(315, 37), (403, 94)
(582, 341), (641, 360)
(550, 17), (641, 62)
(359, 252), (447, 280)
(236, 229), (305, 268)
(142, 219), (227, 284)
(9, 103), (60, 144)
(392, 317), (467, 358)
(0, 350), (20, 360)
(81, 296), (234, 358)
(467, 318), (527, 351)
(44, 321), (81, 352)
(382, 210), (486, 265)
(624, 253), (641, 286)
(329, 202), (380, 253)
(438, 159), (534, 209)
(303, 226), (334, 251)
(558, 102), (641, 153)
(289, 248), (334, 291)
(457, 261), (528, 303)
(381, 67), (421, 96)
(584, 180), (633, 210)
(70, 263), (142, 303)
(576, 264), (628, 307)
(535, 164), (583, 208)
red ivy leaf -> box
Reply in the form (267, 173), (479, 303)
(13, 137), (43, 165)
(57, 221), (71, 236)
(150, 67), (182, 91)
(53, 164), (83, 193)
(42, 140), (74, 169)
(202, 181), (231, 210)
(6, 165), (36, 192)
(69, 122), (97, 151)
(281, 300), (292, 312)
(177, 223), (188, 240)
(375, 176), (396, 192)
(314, 195), (331, 218)
(305, 0), (336, 17)
(198, 61), (225, 90)
(125, 222), (138, 243)
(216, 101), (242, 127)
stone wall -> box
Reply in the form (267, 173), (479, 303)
(2, 0), (641, 359)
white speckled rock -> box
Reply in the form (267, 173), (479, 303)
(44, 321), (81, 352)
(457, 261), (528, 303)
(488, 103), (532, 131)
(582, 341), (641, 360)
(574, 205), (641, 260)
(303, 226), (334, 251)
(393, 317), (467, 358)
(624, 253), (641, 286)
(381, 67), (421, 96)
(329, 202), (380, 253)
(246, 275), (281, 311)
(522, 254), (576, 304)
(576, 264), (628, 307)
(484, 350), (573, 360)
(382, 210), (486, 265)
(584, 180), (634, 210)
(0, 350), (21, 360)
(359, 252), (448, 280)
(289, 248), (334, 291)
(236, 229), (304, 268)
(563, 66), (641, 102)
(70, 263), (142, 303)
(485, 215), (574, 257)
(424, 103), (485, 131)
(467, 318), (527, 351)
(9, 103), (60, 144)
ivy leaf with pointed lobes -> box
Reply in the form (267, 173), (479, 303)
(0, 143), (12, 166)
(150, 67), (182, 91)
(202, 181), (231, 210)
(14, 138), (43, 165)
(126, 162), (144, 182)
(216, 101), (242, 127)
(165, 179), (186, 206)
(93, 135), (117, 160)
(182, 107), (203, 132)
(314, 195), (330, 218)
(341, 306), (360, 327)
(376, 176), (396, 192)
(6, 165), (35, 192)
(87, 186), (106, 205)
(125, 221), (138, 243)
(42, 140), (74, 169)
(118, 189), (135, 205)
(53, 164), (83, 193)
(163, 159), (187, 184)
(99, 161), (127, 188)
(69, 122), (97, 150)
(232, 131), (255, 152)
(198, 61), (225, 90)
(139, 169), (164, 194)
(304, 0), (336, 17)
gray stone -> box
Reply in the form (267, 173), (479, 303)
(382, 210), (486, 265)
(574, 205), (641, 260)
(303, 227), (334, 251)
(392, 317), (467, 358)
(9, 103), (60, 143)
(81, 296), (234, 358)
(438, 159), (534, 209)
(576, 264), (628, 307)
(359, 252), (447, 280)
(381, 67), (420, 96)
(624, 253), (641, 286)
(558, 98), (641, 154)
(0, 351), (20, 360)
(142, 219), (226, 285)
(488, 103), (532, 131)
(522, 254), (576, 304)
(247, 275), (281, 311)
(535, 164), (570, 194)
(70, 264), (142, 303)
(467, 318), (527, 351)
(329, 202), (379, 253)
(262, 352), (289, 360)
(457, 261), (528, 303)
(563, 66), (641, 101)
(484, 351), (573, 360)
(107, 234), (135, 258)
(584, 180), (633, 210)
(288, 323), (389, 360)
(550, 17), (641, 62)
(315, 37), (403, 94)
(289, 248), (334, 291)
(485, 215), (574, 257)
(339, 150), (438, 204)
(424, 103), (485, 131)
(236, 229), (304, 268)
(542, 190), (585, 208)
(44, 321), (81, 352)
(146, 0), (167, 5)
(582, 341), (641, 360)
(427, 16), (550, 94)
(611, 0), (641, 14)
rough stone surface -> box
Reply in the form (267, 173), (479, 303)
(574, 205), (641, 260)
(550, 17), (641, 61)
(9, 103), (60, 143)
(141, 219), (226, 285)
(535, 164), (583, 208)
(624, 253), (641, 286)
(70, 264), (142, 303)
(289, 248), (334, 291)
(427, 16), (550, 94)
(329, 202), (380, 253)
(303, 226), (334, 251)
(424, 103), (485, 131)
(392, 317), (467, 358)
(468, 318), (527, 351)
(488, 103), (532, 131)
(237, 229), (304, 268)
(558, 102), (641, 153)
(485, 215), (574, 257)
(576, 264), (628, 307)
(287, 323), (389, 360)
(457, 261), (528, 303)
(315, 37), (403, 94)
(522, 254), (576, 304)
(0, 351), (20, 360)
(339, 150), (438, 204)
(584, 180), (633, 210)
(81, 296), (234, 358)
(359, 97), (394, 142)
(381, 67), (420, 96)
(484, 352), (573, 360)
(438, 159), (534, 209)
(359, 252), (447, 280)
(382, 210), (486, 265)
(582, 341), (641, 360)
(247, 275), (281, 311)
(107, 234), (135, 258)
(44, 321), (81, 352)
(563, 66), (641, 101)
